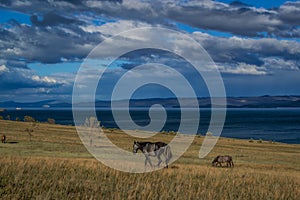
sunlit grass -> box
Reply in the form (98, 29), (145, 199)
(0, 120), (299, 199)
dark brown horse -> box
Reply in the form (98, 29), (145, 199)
(212, 155), (234, 168)
(1, 134), (6, 143)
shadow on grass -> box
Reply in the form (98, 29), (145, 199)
(5, 141), (19, 144)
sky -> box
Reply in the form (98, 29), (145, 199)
(0, 0), (300, 102)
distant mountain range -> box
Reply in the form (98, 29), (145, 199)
(0, 96), (300, 110)
(1, 96), (300, 109)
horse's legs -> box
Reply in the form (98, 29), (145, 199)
(164, 147), (172, 168)
(147, 156), (153, 168)
(165, 153), (171, 168)
(231, 161), (234, 168)
(157, 148), (167, 167)
(143, 151), (154, 170)
(144, 154), (151, 167)
(165, 158), (169, 168)
(157, 154), (162, 167)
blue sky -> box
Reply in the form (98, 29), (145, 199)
(218, 0), (297, 8)
(0, 8), (30, 24)
(0, 0), (300, 102)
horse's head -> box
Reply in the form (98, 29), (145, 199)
(212, 155), (220, 166)
(133, 141), (141, 154)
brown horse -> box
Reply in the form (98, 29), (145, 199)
(1, 134), (6, 143)
(212, 155), (234, 168)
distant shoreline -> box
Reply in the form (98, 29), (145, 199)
(2, 107), (300, 111)
(2, 95), (300, 109)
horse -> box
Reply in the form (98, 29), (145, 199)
(1, 134), (6, 143)
(212, 155), (234, 168)
(133, 141), (172, 168)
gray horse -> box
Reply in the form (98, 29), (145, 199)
(133, 141), (172, 168)
(212, 155), (234, 167)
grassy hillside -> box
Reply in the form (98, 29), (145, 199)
(0, 120), (299, 199)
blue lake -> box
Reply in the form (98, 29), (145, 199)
(1, 108), (300, 144)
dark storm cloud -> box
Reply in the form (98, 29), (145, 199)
(5, 60), (28, 69)
(162, 1), (300, 38)
(30, 12), (78, 26)
(193, 32), (300, 66)
(1, 0), (300, 38)
(166, 4), (278, 37)
(278, 1), (300, 25)
(0, 20), (103, 63)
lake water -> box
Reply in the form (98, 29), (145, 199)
(1, 108), (300, 144)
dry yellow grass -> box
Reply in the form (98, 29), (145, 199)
(0, 119), (299, 199)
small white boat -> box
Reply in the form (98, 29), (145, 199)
(16, 107), (22, 110)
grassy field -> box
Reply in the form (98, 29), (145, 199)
(0, 119), (299, 199)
